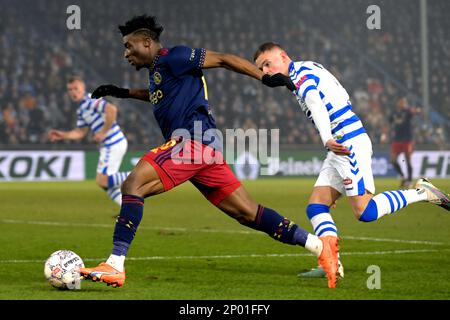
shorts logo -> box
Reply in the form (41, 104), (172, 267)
(343, 178), (353, 185)
(153, 72), (162, 85)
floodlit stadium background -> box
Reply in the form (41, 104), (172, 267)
(0, 0), (449, 301)
(1, 0), (449, 181)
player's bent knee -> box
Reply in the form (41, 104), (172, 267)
(95, 174), (108, 189)
(121, 173), (164, 198)
(358, 200), (378, 222)
(351, 203), (367, 220)
(121, 175), (138, 195)
(353, 209), (363, 220)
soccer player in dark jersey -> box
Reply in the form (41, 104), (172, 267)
(388, 97), (421, 188)
(79, 15), (340, 288)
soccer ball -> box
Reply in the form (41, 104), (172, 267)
(44, 250), (84, 290)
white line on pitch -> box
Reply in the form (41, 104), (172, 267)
(1, 219), (447, 246)
(0, 249), (447, 264)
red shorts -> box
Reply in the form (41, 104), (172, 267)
(391, 141), (413, 155)
(141, 139), (241, 205)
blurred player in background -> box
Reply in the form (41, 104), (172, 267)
(79, 15), (340, 289)
(387, 96), (421, 188)
(254, 42), (450, 278)
(48, 76), (130, 206)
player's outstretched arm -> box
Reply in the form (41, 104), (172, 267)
(128, 89), (150, 102)
(203, 50), (294, 90)
(92, 85), (130, 99)
(91, 85), (150, 102)
(48, 127), (89, 142)
(203, 50), (263, 81)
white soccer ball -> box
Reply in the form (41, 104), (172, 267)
(44, 250), (84, 290)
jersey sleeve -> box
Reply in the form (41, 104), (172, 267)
(76, 112), (88, 128)
(304, 89), (333, 146)
(292, 69), (332, 146)
(167, 46), (206, 77)
(92, 98), (107, 114)
(295, 74), (320, 100)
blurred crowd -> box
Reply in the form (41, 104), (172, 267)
(0, 0), (448, 149)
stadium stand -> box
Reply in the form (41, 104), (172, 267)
(0, 0), (448, 149)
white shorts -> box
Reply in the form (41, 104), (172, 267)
(97, 138), (128, 175)
(314, 134), (375, 197)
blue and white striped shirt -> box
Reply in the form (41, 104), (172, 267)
(76, 94), (126, 147)
(289, 61), (367, 145)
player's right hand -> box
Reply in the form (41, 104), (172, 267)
(91, 85), (130, 99)
(325, 139), (351, 156)
(48, 129), (64, 142)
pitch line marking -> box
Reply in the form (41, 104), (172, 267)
(1, 219), (447, 246)
(0, 249), (447, 264)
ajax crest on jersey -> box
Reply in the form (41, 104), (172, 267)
(154, 72), (162, 85)
(44, 250), (84, 290)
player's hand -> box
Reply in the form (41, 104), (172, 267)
(325, 139), (351, 156)
(48, 129), (64, 142)
(262, 73), (296, 91)
(92, 85), (130, 99)
(93, 131), (107, 143)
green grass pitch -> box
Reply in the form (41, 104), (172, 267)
(0, 178), (449, 300)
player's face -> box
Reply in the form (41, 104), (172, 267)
(255, 49), (289, 76)
(123, 34), (153, 71)
(67, 80), (85, 102)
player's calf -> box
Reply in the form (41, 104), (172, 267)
(353, 184), (437, 222)
(95, 173), (109, 188)
(306, 204), (338, 237)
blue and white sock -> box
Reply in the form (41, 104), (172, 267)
(108, 171), (130, 189)
(306, 204), (338, 238)
(359, 188), (428, 222)
(106, 187), (122, 205)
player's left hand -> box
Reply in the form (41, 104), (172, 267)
(325, 139), (351, 156)
(262, 73), (296, 91)
(93, 131), (107, 143)
(92, 84), (130, 99)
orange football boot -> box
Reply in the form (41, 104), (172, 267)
(79, 262), (125, 288)
(317, 236), (340, 288)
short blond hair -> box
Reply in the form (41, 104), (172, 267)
(67, 75), (84, 84)
(253, 42), (284, 61)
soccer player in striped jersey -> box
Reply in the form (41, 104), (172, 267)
(48, 76), (130, 206)
(254, 42), (450, 278)
(79, 15), (340, 289)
